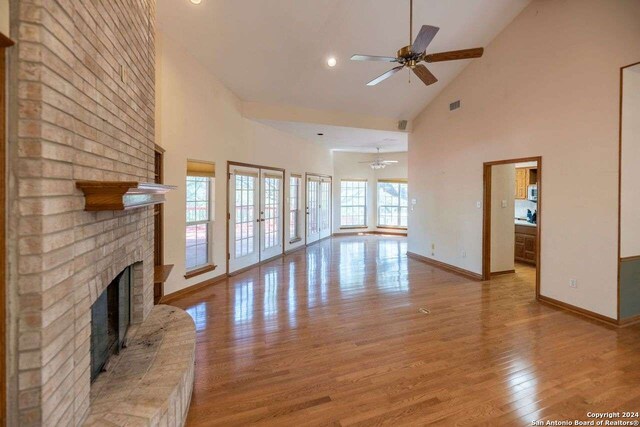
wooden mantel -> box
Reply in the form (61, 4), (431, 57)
(76, 181), (176, 211)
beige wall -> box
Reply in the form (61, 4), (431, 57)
(332, 151), (407, 234)
(408, 0), (640, 319)
(0, 0), (8, 36)
(621, 66), (640, 258)
(490, 164), (515, 273)
(156, 33), (333, 295)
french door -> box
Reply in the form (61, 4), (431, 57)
(306, 177), (320, 244)
(319, 180), (331, 240)
(260, 170), (284, 260)
(229, 165), (284, 273)
(306, 175), (332, 244)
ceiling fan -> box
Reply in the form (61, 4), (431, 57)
(360, 148), (398, 170)
(351, 0), (484, 87)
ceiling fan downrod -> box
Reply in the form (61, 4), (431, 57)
(409, 0), (413, 46)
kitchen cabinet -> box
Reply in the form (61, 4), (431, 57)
(515, 224), (536, 265)
(514, 167), (538, 200)
(515, 169), (528, 199)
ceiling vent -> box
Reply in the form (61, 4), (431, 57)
(449, 100), (461, 111)
(397, 120), (408, 131)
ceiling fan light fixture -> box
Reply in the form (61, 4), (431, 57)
(327, 57), (337, 67)
(350, 0), (484, 87)
(190, 0), (202, 4)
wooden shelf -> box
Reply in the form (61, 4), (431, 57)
(76, 181), (176, 211)
(154, 264), (174, 284)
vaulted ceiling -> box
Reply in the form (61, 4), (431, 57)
(157, 0), (530, 121)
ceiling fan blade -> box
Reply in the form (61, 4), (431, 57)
(424, 48), (484, 63)
(412, 64), (438, 86)
(412, 25), (440, 53)
(367, 65), (404, 86)
(351, 54), (398, 62)
(381, 160), (399, 164)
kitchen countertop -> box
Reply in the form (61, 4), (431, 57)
(515, 218), (537, 227)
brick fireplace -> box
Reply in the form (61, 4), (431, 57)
(6, 0), (159, 425)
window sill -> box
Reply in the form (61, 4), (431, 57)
(289, 237), (302, 244)
(340, 226), (367, 230)
(376, 226), (408, 230)
(184, 264), (217, 279)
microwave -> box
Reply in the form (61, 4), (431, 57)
(528, 185), (538, 202)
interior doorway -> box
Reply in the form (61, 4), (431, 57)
(482, 157), (541, 298)
(306, 173), (332, 245)
(227, 162), (285, 274)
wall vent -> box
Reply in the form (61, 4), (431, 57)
(449, 100), (461, 111)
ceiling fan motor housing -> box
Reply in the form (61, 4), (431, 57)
(398, 45), (420, 61)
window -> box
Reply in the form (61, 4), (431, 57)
(377, 180), (408, 228)
(289, 176), (301, 242)
(186, 161), (214, 271)
(340, 180), (367, 227)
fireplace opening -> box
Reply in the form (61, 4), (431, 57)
(90, 266), (132, 382)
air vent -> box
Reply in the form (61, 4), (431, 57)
(397, 120), (408, 130)
(449, 100), (461, 111)
(419, 307), (431, 315)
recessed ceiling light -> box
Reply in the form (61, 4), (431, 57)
(190, 0), (202, 4)
(327, 57), (337, 67)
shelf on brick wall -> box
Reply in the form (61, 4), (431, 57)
(76, 181), (177, 211)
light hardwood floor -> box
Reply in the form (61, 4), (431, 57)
(169, 235), (640, 426)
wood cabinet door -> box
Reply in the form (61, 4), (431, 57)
(524, 235), (536, 262)
(515, 242), (525, 259)
(515, 169), (527, 199)
(524, 235), (535, 252)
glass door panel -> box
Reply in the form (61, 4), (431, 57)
(306, 178), (320, 244)
(260, 170), (283, 260)
(229, 167), (260, 273)
(319, 179), (331, 239)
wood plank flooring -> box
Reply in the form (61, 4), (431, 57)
(168, 235), (640, 426)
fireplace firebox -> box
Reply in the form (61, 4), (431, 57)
(90, 266), (132, 381)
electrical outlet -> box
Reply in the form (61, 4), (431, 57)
(476, 201), (482, 209)
(569, 279), (577, 288)
(462, 250), (466, 258)
(501, 200), (507, 208)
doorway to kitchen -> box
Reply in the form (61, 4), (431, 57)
(227, 162), (285, 275)
(482, 157), (541, 298)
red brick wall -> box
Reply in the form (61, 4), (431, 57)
(8, 0), (156, 425)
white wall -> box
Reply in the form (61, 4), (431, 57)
(156, 32), (333, 295)
(408, 0), (640, 319)
(490, 164), (515, 273)
(332, 151), (407, 234)
(621, 66), (640, 258)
